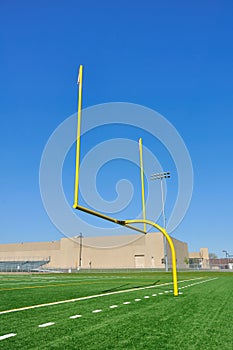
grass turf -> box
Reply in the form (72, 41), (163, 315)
(0, 271), (232, 349)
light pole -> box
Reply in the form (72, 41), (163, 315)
(79, 232), (83, 269)
(151, 172), (170, 272)
(222, 250), (229, 269)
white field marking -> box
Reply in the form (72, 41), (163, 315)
(164, 291), (169, 293)
(0, 276), (125, 288)
(0, 277), (206, 315)
(179, 277), (218, 290)
(69, 315), (82, 319)
(159, 292), (163, 295)
(0, 280), (59, 287)
(144, 296), (150, 299)
(135, 298), (141, 301)
(109, 305), (118, 309)
(31, 276), (58, 279)
(123, 302), (131, 305)
(152, 294), (157, 296)
(38, 322), (55, 328)
(92, 309), (102, 313)
(0, 277), (111, 287)
(0, 333), (17, 341)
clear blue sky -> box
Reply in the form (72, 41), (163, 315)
(1, 1), (233, 257)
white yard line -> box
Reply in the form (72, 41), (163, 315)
(70, 315), (82, 319)
(0, 333), (17, 341)
(181, 277), (218, 288)
(0, 277), (209, 315)
(38, 322), (55, 328)
(0, 276), (128, 288)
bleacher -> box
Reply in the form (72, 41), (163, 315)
(0, 257), (50, 272)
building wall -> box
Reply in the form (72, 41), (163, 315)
(189, 248), (209, 269)
(0, 241), (60, 261)
(81, 232), (165, 269)
(0, 232), (189, 269)
(167, 237), (189, 269)
(189, 248), (209, 260)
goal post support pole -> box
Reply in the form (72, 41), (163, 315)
(125, 219), (178, 296)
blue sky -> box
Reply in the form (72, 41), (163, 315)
(1, 1), (233, 257)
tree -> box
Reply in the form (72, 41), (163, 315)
(209, 252), (218, 259)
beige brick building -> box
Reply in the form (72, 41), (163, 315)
(189, 248), (210, 269)
(0, 232), (190, 270)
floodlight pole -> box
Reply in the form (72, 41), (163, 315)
(151, 172), (170, 272)
(79, 232), (83, 269)
(222, 250), (229, 268)
(222, 250), (228, 258)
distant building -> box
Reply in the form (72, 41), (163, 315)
(189, 248), (209, 269)
(209, 258), (233, 270)
(0, 232), (189, 270)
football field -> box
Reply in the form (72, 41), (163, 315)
(0, 271), (232, 349)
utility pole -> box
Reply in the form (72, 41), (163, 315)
(79, 232), (83, 269)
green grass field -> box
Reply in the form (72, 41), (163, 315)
(0, 271), (232, 349)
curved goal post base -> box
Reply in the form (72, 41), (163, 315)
(124, 219), (178, 296)
(74, 205), (179, 297)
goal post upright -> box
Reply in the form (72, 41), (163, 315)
(139, 138), (147, 233)
(73, 64), (83, 208)
(72, 66), (145, 234)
